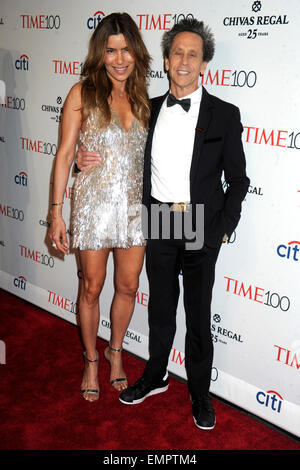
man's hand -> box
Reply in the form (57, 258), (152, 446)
(76, 145), (101, 171)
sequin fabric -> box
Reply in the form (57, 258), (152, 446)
(72, 109), (147, 250)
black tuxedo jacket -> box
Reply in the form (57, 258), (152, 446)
(142, 87), (250, 247)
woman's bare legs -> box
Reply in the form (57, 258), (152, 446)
(79, 248), (110, 401)
(104, 246), (145, 390)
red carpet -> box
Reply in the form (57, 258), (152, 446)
(0, 288), (300, 452)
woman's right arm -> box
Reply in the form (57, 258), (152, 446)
(48, 82), (82, 254)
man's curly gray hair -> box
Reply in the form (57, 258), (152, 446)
(161, 18), (215, 62)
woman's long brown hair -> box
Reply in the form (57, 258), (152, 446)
(81, 12), (151, 127)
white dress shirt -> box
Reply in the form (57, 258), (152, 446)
(151, 86), (202, 203)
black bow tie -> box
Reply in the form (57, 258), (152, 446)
(166, 93), (191, 112)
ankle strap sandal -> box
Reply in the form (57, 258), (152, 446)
(81, 351), (99, 401)
(104, 342), (128, 390)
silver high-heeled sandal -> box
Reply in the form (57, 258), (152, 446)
(104, 343), (128, 391)
(81, 351), (99, 401)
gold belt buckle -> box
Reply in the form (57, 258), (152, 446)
(172, 202), (189, 212)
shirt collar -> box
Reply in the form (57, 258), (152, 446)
(181, 86), (202, 105)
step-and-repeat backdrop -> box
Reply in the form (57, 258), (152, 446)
(1, 0), (300, 438)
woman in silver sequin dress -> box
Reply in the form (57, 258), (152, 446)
(48, 13), (150, 401)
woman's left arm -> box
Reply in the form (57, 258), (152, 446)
(48, 83), (82, 254)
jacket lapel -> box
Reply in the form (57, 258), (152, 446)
(189, 87), (214, 187)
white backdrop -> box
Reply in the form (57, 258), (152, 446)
(1, 0), (300, 438)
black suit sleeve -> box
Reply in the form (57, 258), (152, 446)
(221, 106), (250, 238)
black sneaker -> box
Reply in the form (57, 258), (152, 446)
(119, 374), (169, 405)
(192, 394), (216, 430)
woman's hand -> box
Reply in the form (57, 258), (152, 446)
(48, 214), (69, 255)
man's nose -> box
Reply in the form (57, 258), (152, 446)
(181, 53), (189, 65)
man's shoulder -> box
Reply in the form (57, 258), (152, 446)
(149, 93), (168, 121)
(150, 93), (167, 107)
(204, 88), (239, 114)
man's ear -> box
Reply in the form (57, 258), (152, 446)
(200, 61), (208, 77)
(164, 57), (169, 73)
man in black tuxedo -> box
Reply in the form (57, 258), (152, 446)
(119, 18), (249, 430)
(77, 18), (249, 430)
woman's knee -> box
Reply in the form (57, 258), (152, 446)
(115, 276), (139, 298)
(81, 279), (103, 305)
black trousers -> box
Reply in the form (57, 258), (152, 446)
(143, 206), (221, 398)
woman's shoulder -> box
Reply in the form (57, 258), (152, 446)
(63, 82), (82, 113)
(69, 81), (82, 97)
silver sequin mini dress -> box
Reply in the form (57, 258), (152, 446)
(72, 109), (147, 250)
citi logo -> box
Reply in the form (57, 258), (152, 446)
(14, 171), (28, 186)
(87, 11), (105, 29)
(13, 275), (27, 290)
(277, 241), (300, 262)
(15, 54), (29, 71)
(256, 390), (283, 413)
